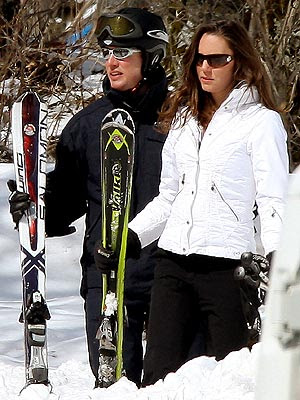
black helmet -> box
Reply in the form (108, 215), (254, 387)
(95, 7), (168, 77)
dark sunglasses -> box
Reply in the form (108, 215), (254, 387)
(95, 14), (143, 39)
(196, 53), (234, 68)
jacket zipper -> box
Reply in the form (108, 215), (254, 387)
(211, 181), (239, 222)
(181, 173), (185, 186)
(172, 173), (185, 203)
(271, 207), (282, 222)
(186, 143), (202, 252)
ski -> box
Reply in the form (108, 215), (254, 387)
(256, 169), (300, 400)
(11, 91), (50, 387)
(96, 109), (135, 387)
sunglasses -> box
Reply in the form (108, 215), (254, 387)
(96, 14), (143, 39)
(196, 53), (234, 68)
(100, 47), (141, 60)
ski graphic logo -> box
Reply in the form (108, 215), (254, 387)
(15, 152), (26, 192)
(105, 128), (131, 153)
(23, 123), (36, 136)
(111, 162), (122, 212)
(111, 162), (122, 247)
(21, 246), (46, 276)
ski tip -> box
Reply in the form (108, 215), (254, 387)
(102, 109), (135, 133)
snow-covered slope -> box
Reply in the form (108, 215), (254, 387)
(0, 163), (257, 399)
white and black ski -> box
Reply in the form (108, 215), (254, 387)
(11, 91), (50, 387)
(256, 169), (300, 400)
(96, 109), (135, 387)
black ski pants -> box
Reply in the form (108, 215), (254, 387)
(142, 250), (249, 386)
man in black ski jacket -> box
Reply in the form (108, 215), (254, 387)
(9, 8), (169, 387)
(46, 9), (169, 388)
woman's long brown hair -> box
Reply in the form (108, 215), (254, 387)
(159, 20), (278, 133)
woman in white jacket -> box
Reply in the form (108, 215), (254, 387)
(95, 19), (289, 386)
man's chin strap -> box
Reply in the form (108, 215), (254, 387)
(130, 80), (143, 93)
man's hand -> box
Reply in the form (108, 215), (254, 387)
(94, 242), (118, 274)
(7, 179), (31, 229)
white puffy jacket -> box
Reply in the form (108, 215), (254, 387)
(129, 83), (289, 259)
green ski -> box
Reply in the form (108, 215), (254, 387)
(96, 109), (135, 387)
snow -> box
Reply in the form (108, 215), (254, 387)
(0, 163), (258, 399)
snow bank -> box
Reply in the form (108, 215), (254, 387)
(0, 163), (257, 399)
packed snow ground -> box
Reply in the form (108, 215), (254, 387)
(0, 163), (258, 399)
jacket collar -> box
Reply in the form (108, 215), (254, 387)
(175, 81), (260, 130)
(219, 81), (259, 112)
(103, 65), (168, 124)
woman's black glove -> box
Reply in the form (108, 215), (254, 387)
(94, 228), (141, 274)
(234, 252), (270, 290)
(7, 179), (31, 228)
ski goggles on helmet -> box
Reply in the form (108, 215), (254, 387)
(100, 47), (141, 60)
(96, 14), (143, 39)
(196, 53), (234, 68)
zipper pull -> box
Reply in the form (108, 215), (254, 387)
(271, 207), (282, 222)
(182, 173), (185, 185)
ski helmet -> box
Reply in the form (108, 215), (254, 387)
(95, 8), (168, 77)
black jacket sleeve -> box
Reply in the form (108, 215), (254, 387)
(45, 120), (88, 237)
